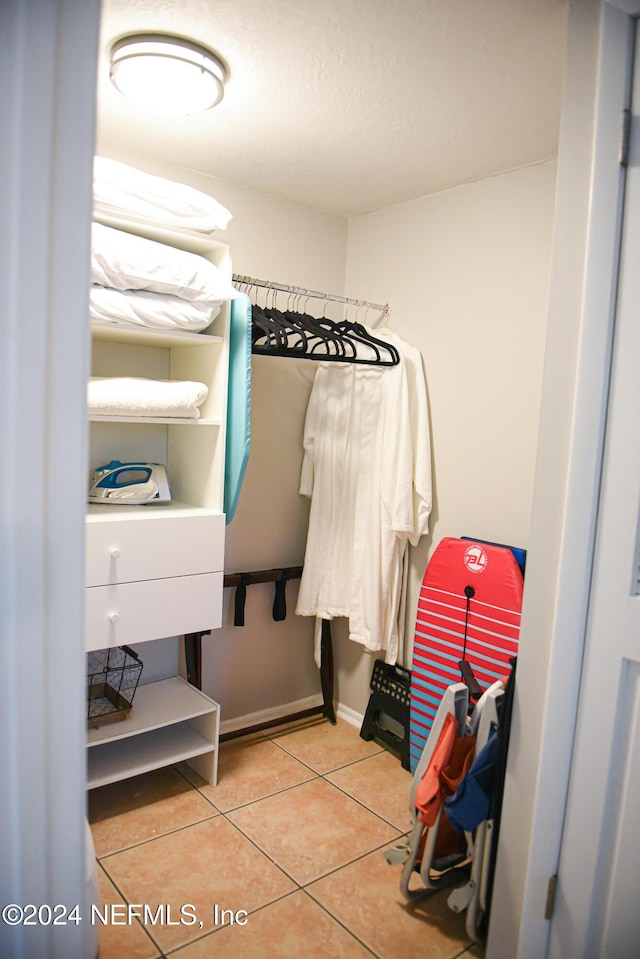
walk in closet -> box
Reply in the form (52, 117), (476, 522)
(76, 0), (568, 780)
(16, 2), (628, 958)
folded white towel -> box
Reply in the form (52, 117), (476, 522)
(88, 377), (209, 419)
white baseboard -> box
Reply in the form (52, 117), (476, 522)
(219, 694), (323, 736)
(219, 696), (365, 736)
(336, 702), (364, 730)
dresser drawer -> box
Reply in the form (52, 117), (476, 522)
(85, 572), (223, 651)
(86, 510), (224, 586)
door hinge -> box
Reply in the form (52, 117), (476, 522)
(545, 874), (558, 920)
(620, 109), (631, 167)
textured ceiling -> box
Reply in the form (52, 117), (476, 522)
(97, 0), (568, 217)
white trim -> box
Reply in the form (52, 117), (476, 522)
(0, 2), (99, 957)
(220, 695), (364, 735)
(218, 697), (365, 737)
(219, 695), (324, 735)
(335, 702), (365, 730)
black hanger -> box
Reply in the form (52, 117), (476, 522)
(284, 304), (346, 357)
(240, 279), (399, 367)
(252, 308), (398, 366)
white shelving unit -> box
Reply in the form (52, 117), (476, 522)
(87, 676), (220, 789)
(85, 217), (230, 788)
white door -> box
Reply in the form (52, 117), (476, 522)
(548, 24), (640, 959)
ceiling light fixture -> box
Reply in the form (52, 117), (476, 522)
(110, 34), (226, 115)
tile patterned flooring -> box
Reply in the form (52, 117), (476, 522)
(88, 717), (486, 958)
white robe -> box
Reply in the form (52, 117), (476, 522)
(296, 329), (432, 665)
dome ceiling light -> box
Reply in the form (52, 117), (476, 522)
(110, 34), (226, 115)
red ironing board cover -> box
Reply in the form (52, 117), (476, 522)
(409, 537), (523, 772)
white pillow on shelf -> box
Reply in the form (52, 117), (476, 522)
(91, 222), (237, 303)
(90, 286), (221, 332)
(93, 155), (232, 234)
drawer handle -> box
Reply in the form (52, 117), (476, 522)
(109, 612), (120, 624)
(110, 548), (121, 559)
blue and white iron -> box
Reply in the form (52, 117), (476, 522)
(89, 460), (171, 505)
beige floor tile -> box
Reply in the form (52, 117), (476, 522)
(94, 865), (161, 959)
(171, 890), (374, 958)
(101, 816), (296, 953)
(187, 736), (317, 812)
(268, 717), (383, 774)
(88, 766), (218, 857)
(308, 845), (473, 959)
(227, 778), (400, 885)
(176, 731), (270, 793)
(326, 750), (414, 831)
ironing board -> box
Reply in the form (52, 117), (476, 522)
(224, 292), (252, 523)
(409, 537), (523, 772)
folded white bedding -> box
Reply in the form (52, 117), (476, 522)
(91, 223), (237, 302)
(93, 156), (232, 234)
(88, 377), (209, 419)
(90, 286), (221, 332)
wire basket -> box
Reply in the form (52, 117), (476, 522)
(87, 645), (143, 728)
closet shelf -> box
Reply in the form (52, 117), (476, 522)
(86, 500), (223, 520)
(94, 214), (227, 256)
(87, 724), (212, 788)
(87, 676), (216, 743)
(89, 414), (222, 426)
(91, 321), (224, 348)
(86, 676), (220, 789)
(86, 170), (230, 793)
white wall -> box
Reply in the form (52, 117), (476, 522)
(341, 162), (558, 712)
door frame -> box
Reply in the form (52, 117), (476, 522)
(0, 2), (100, 957)
(3, 2), (639, 958)
(488, 2), (640, 956)
(549, 15), (640, 951)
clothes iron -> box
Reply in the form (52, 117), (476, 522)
(89, 461), (171, 505)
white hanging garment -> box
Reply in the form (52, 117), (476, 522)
(296, 329), (432, 665)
